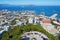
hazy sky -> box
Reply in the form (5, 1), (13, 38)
(0, 0), (60, 5)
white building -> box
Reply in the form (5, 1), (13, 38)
(0, 29), (5, 34)
(16, 20), (23, 26)
(53, 21), (60, 25)
(0, 18), (7, 25)
(57, 26), (60, 32)
(4, 25), (10, 31)
(28, 17), (34, 24)
(34, 17), (40, 24)
(0, 25), (10, 34)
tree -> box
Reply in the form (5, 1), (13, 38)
(57, 33), (60, 40)
(11, 19), (16, 25)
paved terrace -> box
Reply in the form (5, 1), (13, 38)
(40, 21), (59, 36)
(22, 31), (49, 40)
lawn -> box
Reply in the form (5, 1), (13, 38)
(1, 24), (59, 40)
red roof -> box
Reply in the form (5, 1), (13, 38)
(42, 19), (51, 23)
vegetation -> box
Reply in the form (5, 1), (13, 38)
(57, 33), (60, 40)
(11, 19), (17, 25)
(1, 24), (59, 40)
(4, 22), (8, 25)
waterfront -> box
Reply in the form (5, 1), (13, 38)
(0, 4), (60, 18)
(0, 0), (60, 40)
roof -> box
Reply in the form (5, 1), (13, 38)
(42, 18), (51, 24)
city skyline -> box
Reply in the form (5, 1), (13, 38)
(0, 0), (60, 6)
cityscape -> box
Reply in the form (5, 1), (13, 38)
(0, 0), (60, 40)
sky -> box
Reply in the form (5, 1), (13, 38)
(0, 0), (60, 6)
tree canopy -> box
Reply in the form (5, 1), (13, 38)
(1, 24), (59, 40)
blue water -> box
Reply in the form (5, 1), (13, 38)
(0, 4), (60, 18)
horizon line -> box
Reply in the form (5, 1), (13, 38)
(0, 3), (60, 6)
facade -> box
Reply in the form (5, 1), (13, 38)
(16, 20), (23, 26)
(28, 17), (34, 24)
(0, 25), (10, 34)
